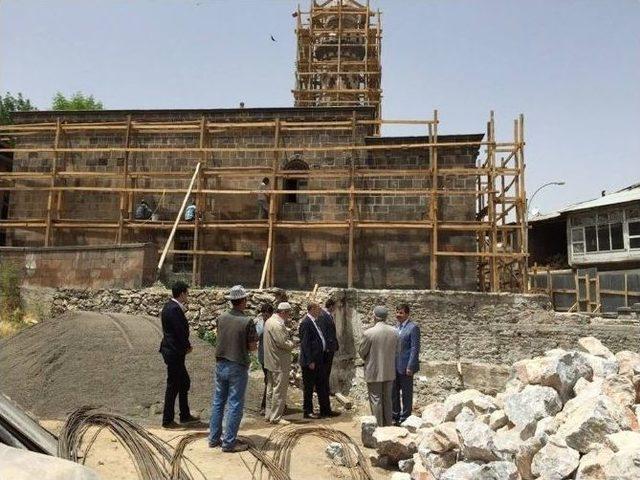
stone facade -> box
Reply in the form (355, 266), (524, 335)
(8, 107), (482, 290)
(1, 244), (157, 289)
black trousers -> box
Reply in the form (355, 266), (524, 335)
(324, 351), (335, 395)
(302, 360), (331, 416)
(260, 367), (268, 410)
(392, 373), (414, 423)
(162, 353), (191, 425)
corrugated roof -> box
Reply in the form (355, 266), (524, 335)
(528, 211), (562, 223)
(561, 183), (640, 213)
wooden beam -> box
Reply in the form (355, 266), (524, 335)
(347, 112), (356, 288)
(259, 247), (272, 291)
(192, 116), (206, 286)
(44, 118), (61, 246)
(157, 162), (201, 273)
(117, 115), (132, 244)
(429, 110), (439, 290)
(267, 118), (280, 288)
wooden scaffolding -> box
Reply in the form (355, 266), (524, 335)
(293, 0), (382, 128)
(0, 111), (527, 292)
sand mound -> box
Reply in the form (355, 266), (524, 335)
(0, 311), (263, 420)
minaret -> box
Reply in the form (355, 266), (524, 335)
(293, 0), (382, 130)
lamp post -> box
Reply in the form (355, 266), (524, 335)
(527, 181), (566, 218)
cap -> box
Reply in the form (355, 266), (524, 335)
(277, 302), (292, 311)
(373, 305), (388, 319)
(225, 285), (248, 300)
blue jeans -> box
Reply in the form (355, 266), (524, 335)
(208, 359), (249, 448)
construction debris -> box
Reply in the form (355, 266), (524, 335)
(366, 337), (640, 479)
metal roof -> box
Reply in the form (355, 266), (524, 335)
(561, 183), (640, 213)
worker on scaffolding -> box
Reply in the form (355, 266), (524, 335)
(184, 199), (196, 222)
(134, 199), (153, 220)
(257, 177), (270, 220)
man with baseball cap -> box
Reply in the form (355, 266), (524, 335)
(358, 305), (400, 427)
(263, 301), (294, 424)
(208, 285), (258, 453)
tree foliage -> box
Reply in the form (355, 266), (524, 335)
(52, 91), (104, 111)
(0, 92), (37, 124)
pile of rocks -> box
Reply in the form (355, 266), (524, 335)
(361, 337), (640, 479)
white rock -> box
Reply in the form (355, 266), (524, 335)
(575, 446), (614, 480)
(577, 352), (618, 379)
(421, 401), (447, 428)
(512, 352), (593, 401)
(455, 407), (477, 424)
(615, 351), (640, 377)
(420, 422), (458, 453)
(531, 436), (580, 480)
(603, 449), (640, 479)
(577, 337), (615, 360)
(534, 416), (559, 438)
(503, 385), (562, 430)
(373, 426), (418, 463)
(441, 462), (482, 480)
(556, 395), (630, 453)
(418, 449), (457, 478)
(360, 415), (378, 448)
(605, 431), (640, 452)
(476, 461), (519, 479)
(489, 410), (509, 431)
(574, 377), (603, 397)
(409, 452), (429, 478)
(493, 428), (521, 461)
(325, 442), (359, 467)
(402, 415), (425, 433)
(391, 473), (412, 480)
(444, 389), (498, 421)
(456, 419), (499, 462)
(602, 374), (637, 407)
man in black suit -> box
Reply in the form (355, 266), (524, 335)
(317, 298), (339, 395)
(299, 302), (338, 419)
(159, 281), (199, 428)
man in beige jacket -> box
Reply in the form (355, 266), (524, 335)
(263, 302), (294, 424)
(358, 306), (400, 427)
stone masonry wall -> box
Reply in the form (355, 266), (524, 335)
(42, 285), (640, 406)
(9, 107), (483, 290)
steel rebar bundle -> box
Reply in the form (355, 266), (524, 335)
(58, 407), (194, 480)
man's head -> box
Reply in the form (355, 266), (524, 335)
(226, 285), (248, 311)
(396, 303), (410, 323)
(260, 303), (274, 319)
(324, 298), (336, 314)
(373, 305), (388, 323)
(262, 177), (270, 185)
(277, 301), (292, 321)
(141, 198), (148, 205)
(307, 302), (321, 318)
(172, 280), (189, 304)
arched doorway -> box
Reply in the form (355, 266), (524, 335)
(283, 158), (309, 204)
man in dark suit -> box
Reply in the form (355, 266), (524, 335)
(159, 281), (199, 428)
(299, 302), (336, 419)
(317, 298), (339, 395)
(393, 303), (420, 425)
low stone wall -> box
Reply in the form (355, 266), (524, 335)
(45, 286), (640, 405)
(1, 244), (157, 289)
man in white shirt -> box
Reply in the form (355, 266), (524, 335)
(257, 177), (270, 219)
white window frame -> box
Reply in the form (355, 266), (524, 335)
(628, 214), (640, 250)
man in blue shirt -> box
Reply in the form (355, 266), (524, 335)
(393, 303), (420, 425)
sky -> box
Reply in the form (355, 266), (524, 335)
(1, 0), (639, 214)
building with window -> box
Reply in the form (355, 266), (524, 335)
(529, 183), (640, 271)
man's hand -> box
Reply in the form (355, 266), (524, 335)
(309, 362), (315, 370)
(405, 368), (413, 376)
(249, 341), (258, 352)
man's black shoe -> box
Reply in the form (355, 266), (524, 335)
(208, 439), (221, 448)
(162, 421), (181, 429)
(320, 411), (341, 418)
(222, 442), (249, 453)
(303, 413), (320, 419)
(180, 414), (200, 425)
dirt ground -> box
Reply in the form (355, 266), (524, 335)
(43, 410), (392, 480)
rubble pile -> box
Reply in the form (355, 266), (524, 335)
(362, 337), (640, 479)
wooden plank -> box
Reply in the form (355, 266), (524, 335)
(157, 162), (201, 273)
(116, 115), (132, 244)
(192, 116), (206, 286)
(347, 112), (356, 288)
(259, 247), (272, 291)
(267, 118), (281, 288)
(429, 111), (439, 290)
(44, 118), (61, 246)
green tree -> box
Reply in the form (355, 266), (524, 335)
(52, 91), (104, 111)
(0, 92), (37, 124)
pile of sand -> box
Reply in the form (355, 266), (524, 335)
(0, 311), (264, 420)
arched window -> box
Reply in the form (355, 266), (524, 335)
(283, 158), (309, 203)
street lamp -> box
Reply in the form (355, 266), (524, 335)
(527, 181), (566, 218)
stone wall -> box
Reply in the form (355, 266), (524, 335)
(42, 285), (640, 406)
(8, 107), (482, 290)
(1, 244), (157, 289)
